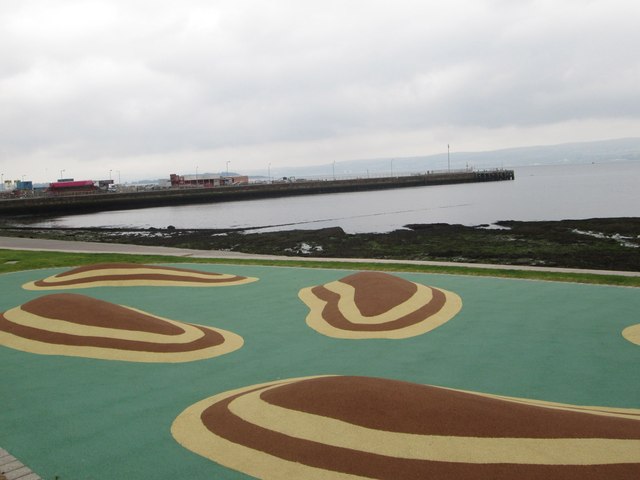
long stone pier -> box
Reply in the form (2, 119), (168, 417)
(0, 169), (514, 216)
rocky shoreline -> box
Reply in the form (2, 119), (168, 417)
(2, 217), (639, 271)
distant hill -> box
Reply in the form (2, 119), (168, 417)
(259, 137), (640, 179)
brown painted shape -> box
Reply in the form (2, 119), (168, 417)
(340, 271), (418, 317)
(311, 284), (446, 331)
(198, 377), (640, 479)
(0, 293), (225, 352)
(262, 376), (640, 439)
(0, 314), (224, 352)
(53, 263), (228, 278)
(21, 293), (182, 333)
(31, 263), (252, 287)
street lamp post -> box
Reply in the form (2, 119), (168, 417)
(268, 163), (271, 183)
(196, 166), (198, 185)
(391, 159), (394, 177)
(448, 144), (451, 172)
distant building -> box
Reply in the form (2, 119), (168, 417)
(97, 179), (115, 191)
(170, 173), (221, 187)
(1, 180), (15, 193)
(170, 173), (249, 188)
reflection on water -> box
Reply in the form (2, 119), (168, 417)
(19, 161), (640, 233)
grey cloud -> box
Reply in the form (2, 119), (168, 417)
(1, 0), (639, 179)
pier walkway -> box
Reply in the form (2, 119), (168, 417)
(0, 169), (514, 216)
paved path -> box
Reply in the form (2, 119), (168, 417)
(1, 235), (639, 277)
(0, 449), (40, 480)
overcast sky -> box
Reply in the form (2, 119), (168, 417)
(2, 0), (640, 182)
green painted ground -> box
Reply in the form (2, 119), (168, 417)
(1, 264), (639, 479)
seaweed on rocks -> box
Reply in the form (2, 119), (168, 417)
(1, 218), (639, 272)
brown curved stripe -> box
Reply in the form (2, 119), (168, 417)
(310, 285), (447, 331)
(20, 294), (183, 334)
(339, 272), (418, 317)
(34, 274), (248, 287)
(53, 263), (228, 278)
(200, 389), (640, 480)
(0, 314), (225, 352)
(260, 376), (640, 439)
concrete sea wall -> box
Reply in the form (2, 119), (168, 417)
(0, 170), (514, 216)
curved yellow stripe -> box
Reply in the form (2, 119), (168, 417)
(299, 287), (462, 339)
(0, 324), (243, 363)
(622, 324), (640, 345)
(171, 376), (366, 480)
(465, 390), (640, 421)
(25, 277), (258, 290)
(22, 268), (258, 290)
(23, 277), (258, 290)
(228, 385), (640, 465)
(324, 280), (434, 325)
(3, 306), (205, 344)
(173, 376), (640, 478)
(45, 267), (238, 281)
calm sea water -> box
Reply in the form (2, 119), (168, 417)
(24, 161), (640, 233)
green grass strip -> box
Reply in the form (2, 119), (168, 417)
(1, 248), (638, 287)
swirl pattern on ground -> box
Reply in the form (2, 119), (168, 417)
(23, 263), (258, 290)
(172, 375), (640, 479)
(0, 293), (243, 362)
(298, 272), (462, 339)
